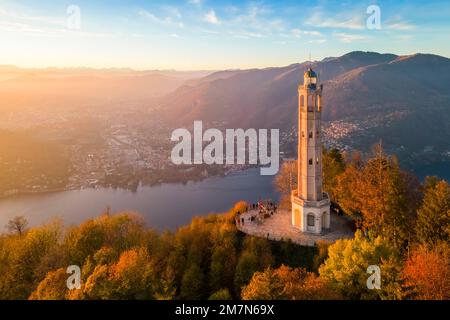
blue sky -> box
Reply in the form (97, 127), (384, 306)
(0, 0), (449, 69)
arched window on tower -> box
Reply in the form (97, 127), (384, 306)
(309, 159), (313, 165)
(308, 95), (313, 111)
(307, 214), (315, 227)
(309, 131), (313, 139)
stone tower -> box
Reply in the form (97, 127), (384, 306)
(291, 68), (331, 234)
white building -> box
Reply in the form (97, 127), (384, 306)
(291, 68), (331, 234)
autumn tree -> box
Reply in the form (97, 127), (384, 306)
(242, 265), (340, 300)
(319, 230), (403, 300)
(415, 180), (450, 246)
(0, 221), (61, 300)
(82, 247), (155, 300)
(322, 148), (346, 202)
(274, 160), (297, 209)
(29, 268), (68, 300)
(335, 144), (418, 249)
(403, 243), (450, 300)
(63, 213), (146, 266)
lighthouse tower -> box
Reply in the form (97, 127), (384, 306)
(291, 68), (331, 234)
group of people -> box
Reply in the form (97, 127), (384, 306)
(236, 200), (278, 227)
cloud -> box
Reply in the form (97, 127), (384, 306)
(290, 29), (302, 38)
(303, 30), (323, 37)
(0, 6), (65, 27)
(386, 21), (416, 30)
(200, 28), (219, 34)
(188, 0), (202, 6)
(0, 6), (114, 38)
(229, 30), (265, 39)
(165, 6), (182, 19)
(204, 10), (220, 25)
(308, 39), (327, 44)
(0, 19), (112, 38)
(333, 32), (369, 43)
(306, 11), (365, 30)
(138, 9), (184, 28)
(395, 34), (414, 41)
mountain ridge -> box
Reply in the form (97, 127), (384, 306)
(157, 51), (450, 165)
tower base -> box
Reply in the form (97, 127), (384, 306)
(291, 191), (331, 234)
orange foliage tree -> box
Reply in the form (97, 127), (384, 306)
(403, 243), (450, 300)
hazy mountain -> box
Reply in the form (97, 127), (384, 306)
(158, 51), (450, 166)
(159, 51), (404, 127)
(0, 68), (211, 110)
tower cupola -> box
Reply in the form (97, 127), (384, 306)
(304, 68), (317, 89)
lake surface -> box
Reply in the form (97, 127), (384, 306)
(411, 162), (450, 182)
(1, 162), (448, 232)
(0, 168), (279, 231)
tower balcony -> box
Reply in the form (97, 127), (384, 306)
(291, 190), (330, 207)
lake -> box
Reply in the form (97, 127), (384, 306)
(0, 168), (279, 231)
(1, 162), (448, 232)
(411, 162), (450, 182)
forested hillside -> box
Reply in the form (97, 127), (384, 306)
(0, 147), (448, 300)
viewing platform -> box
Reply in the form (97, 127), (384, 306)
(236, 208), (354, 247)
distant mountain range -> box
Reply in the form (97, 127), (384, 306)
(0, 68), (211, 109)
(1, 52), (449, 170)
(158, 51), (450, 167)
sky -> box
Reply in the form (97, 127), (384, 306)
(0, 0), (449, 70)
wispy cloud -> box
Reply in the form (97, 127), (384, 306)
(333, 32), (369, 43)
(204, 10), (220, 25)
(305, 11), (365, 30)
(0, 6), (65, 27)
(290, 28), (302, 38)
(386, 21), (416, 30)
(229, 30), (265, 39)
(303, 30), (324, 37)
(308, 39), (327, 44)
(138, 9), (184, 28)
(188, 0), (203, 7)
(0, 6), (113, 38)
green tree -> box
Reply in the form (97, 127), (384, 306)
(323, 148), (346, 202)
(234, 251), (260, 295)
(416, 180), (450, 246)
(180, 263), (206, 300)
(209, 288), (232, 300)
(319, 230), (402, 300)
